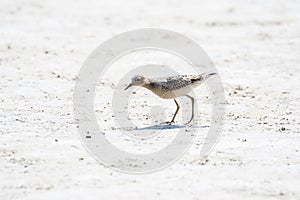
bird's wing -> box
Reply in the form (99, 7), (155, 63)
(149, 73), (214, 90)
(158, 75), (198, 90)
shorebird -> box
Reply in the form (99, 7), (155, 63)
(124, 72), (217, 125)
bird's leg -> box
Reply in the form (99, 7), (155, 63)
(170, 99), (180, 123)
(161, 99), (180, 125)
(185, 95), (195, 125)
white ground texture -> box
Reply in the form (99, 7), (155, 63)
(1, 0), (300, 199)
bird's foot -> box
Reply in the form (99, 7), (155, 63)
(184, 117), (194, 125)
(160, 121), (175, 125)
(184, 120), (192, 126)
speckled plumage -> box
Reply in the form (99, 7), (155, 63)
(124, 72), (217, 124)
(143, 74), (209, 99)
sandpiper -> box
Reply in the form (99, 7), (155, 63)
(124, 72), (217, 125)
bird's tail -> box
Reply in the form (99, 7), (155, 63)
(202, 72), (217, 80)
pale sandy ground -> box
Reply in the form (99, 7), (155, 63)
(1, 0), (300, 199)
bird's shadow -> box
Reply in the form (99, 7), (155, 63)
(136, 124), (209, 130)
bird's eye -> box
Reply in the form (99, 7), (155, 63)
(136, 78), (141, 81)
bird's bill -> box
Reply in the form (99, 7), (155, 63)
(124, 83), (132, 90)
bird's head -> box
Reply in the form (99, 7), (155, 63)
(124, 75), (148, 90)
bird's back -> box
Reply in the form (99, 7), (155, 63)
(143, 73), (215, 99)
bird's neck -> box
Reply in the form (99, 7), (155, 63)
(142, 83), (153, 91)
